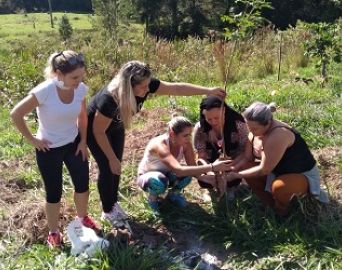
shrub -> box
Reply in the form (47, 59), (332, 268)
(58, 14), (73, 41)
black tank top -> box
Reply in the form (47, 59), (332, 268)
(252, 126), (316, 176)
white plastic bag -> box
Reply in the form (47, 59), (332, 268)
(67, 219), (109, 257)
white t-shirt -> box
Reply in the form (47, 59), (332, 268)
(30, 79), (88, 148)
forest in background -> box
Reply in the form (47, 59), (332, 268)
(0, 0), (341, 38)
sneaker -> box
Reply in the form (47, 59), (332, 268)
(148, 199), (161, 216)
(101, 203), (129, 228)
(113, 202), (129, 220)
(47, 232), (63, 249)
(168, 193), (187, 208)
(81, 215), (103, 236)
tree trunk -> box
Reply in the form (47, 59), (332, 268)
(47, 0), (54, 28)
(169, 0), (179, 39)
(321, 59), (327, 80)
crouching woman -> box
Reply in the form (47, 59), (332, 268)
(227, 102), (329, 216)
(137, 116), (232, 215)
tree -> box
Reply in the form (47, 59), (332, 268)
(133, 0), (165, 37)
(47, 0), (54, 28)
(221, 0), (273, 40)
(179, 0), (210, 38)
(59, 14), (73, 41)
(263, 0), (342, 29)
(134, 0), (211, 39)
(214, 0), (273, 86)
(92, 0), (120, 38)
(301, 21), (342, 82)
(167, 0), (180, 39)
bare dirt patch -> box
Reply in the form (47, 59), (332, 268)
(0, 156), (42, 206)
(123, 108), (172, 162)
(0, 178), (25, 204)
(0, 159), (76, 245)
(0, 200), (76, 245)
(313, 146), (342, 202)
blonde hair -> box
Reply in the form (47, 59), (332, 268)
(107, 60), (151, 128)
(44, 50), (85, 79)
(243, 101), (277, 125)
(168, 115), (193, 134)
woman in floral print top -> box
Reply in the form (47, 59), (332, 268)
(193, 96), (248, 191)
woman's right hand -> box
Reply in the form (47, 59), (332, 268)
(109, 159), (121, 175)
(212, 159), (232, 172)
(31, 137), (51, 152)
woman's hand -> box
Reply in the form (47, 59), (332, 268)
(207, 87), (226, 99)
(75, 141), (89, 161)
(109, 159), (121, 175)
(212, 159), (232, 172)
(31, 137), (51, 152)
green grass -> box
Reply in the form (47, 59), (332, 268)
(0, 109), (35, 159)
(0, 13), (93, 45)
(1, 241), (179, 270)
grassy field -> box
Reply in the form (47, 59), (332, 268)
(0, 12), (93, 47)
(0, 13), (341, 270)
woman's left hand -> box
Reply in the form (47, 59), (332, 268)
(76, 141), (89, 161)
(207, 87), (226, 99)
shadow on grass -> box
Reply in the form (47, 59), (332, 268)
(150, 185), (342, 268)
(200, 186), (342, 267)
(152, 197), (231, 266)
(99, 220), (182, 270)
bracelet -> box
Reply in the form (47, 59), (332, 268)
(210, 163), (214, 172)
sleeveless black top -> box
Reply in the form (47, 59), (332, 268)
(253, 126), (316, 176)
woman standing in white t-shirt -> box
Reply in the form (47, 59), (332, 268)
(10, 50), (100, 249)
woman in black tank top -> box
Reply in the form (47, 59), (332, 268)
(225, 102), (322, 216)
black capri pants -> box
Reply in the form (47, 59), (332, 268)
(87, 125), (125, 213)
(36, 136), (89, 203)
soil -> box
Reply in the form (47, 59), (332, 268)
(0, 108), (341, 269)
(123, 108), (174, 161)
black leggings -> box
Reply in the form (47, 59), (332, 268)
(36, 136), (89, 203)
(88, 127), (125, 213)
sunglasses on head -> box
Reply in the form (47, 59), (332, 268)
(54, 51), (85, 67)
(131, 65), (150, 78)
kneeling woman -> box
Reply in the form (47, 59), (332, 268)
(137, 116), (231, 214)
(227, 102), (329, 216)
(193, 96), (248, 196)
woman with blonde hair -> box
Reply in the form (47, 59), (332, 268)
(137, 115), (232, 215)
(11, 51), (100, 248)
(226, 102), (328, 216)
(87, 60), (226, 226)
